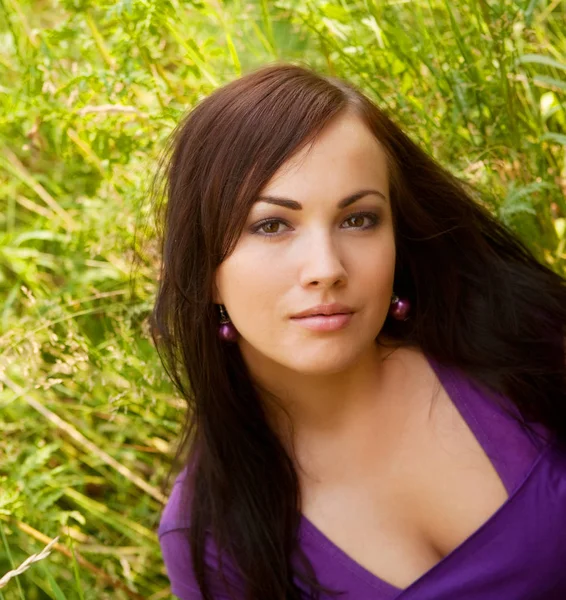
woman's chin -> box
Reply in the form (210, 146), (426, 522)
(283, 349), (363, 376)
(239, 333), (378, 377)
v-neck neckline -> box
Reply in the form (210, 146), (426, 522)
(297, 352), (547, 598)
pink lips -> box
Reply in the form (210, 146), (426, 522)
(290, 303), (355, 332)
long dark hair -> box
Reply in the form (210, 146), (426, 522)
(149, 62), (566, 600)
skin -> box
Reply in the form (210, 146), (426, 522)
(214, 109), (397, 434)
(213, 110), (509, 588)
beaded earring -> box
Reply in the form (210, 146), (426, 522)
(389, 294), (411, 321)
(218, 304), (238, 342)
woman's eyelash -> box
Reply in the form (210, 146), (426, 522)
(250, 218), (291, 236)
(341, 212), (381, 229)
(250, 212), (381, 236)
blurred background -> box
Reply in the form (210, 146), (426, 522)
(0, 0), (564, 598)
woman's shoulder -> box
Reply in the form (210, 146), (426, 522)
(158, 465), (247, 599)
(392, 344), (558, 493)
(158, 466), (192, 538)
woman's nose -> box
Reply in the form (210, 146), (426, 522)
(298, 231), (348, 289)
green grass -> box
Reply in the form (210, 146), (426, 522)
(0, 0), (564, 597)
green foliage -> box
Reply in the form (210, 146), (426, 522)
(0, 0), (564, 597)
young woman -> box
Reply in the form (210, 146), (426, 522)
(151, 63), (566, 599)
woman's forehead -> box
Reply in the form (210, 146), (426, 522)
(260, 116), (389, 200)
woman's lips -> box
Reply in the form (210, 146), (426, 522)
(290, 312), (353, 332)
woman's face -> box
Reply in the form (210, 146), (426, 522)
(214, 111), (396, 376)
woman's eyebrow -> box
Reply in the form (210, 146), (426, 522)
(256, 189), (387, 210)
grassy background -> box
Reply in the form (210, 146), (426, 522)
(0, 0), (564, 598)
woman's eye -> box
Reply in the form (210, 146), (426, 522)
(251, 212), (379, 237)
(344, 215), (365, 228)
(342, 212), (379, 229)
(251, 219), (289, 236)
(262, 221), (282, 234)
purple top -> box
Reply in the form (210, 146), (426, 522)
(158, 355), (566, 599)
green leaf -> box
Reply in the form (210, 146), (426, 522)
(541, 132), (566, 145)
(533, 75), (566, 93)
(39, 561), (68, 600)
(524, 0), (540, 27)
(516, 54), (566, 72)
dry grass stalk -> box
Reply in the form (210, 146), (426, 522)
(0, 536), (59, 589)
(0, 374), (167, 504)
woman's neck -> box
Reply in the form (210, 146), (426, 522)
(243, 337), (402, 443)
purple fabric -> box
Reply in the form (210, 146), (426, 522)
(158, 355), (566, 599)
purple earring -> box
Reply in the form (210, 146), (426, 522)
(218, 304), (238, 342)
(389, 294), (411, 321)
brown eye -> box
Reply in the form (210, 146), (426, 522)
(262, 221), (281, 234)
(345, 215), (365, 228)
(250, 218), (290, 236)
(341, 212), (380, 230)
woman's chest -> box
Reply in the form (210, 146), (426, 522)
(297, 373), (510, 590)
